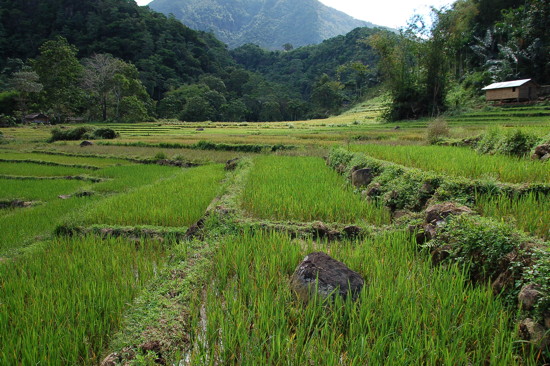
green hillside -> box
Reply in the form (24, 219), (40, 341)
(147, 0), (378, 50)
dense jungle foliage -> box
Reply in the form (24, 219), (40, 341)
(369, 0), (549, 120)
(0, 0), (548, 123)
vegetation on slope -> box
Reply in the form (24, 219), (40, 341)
(370, 0), (549, 121)
(148, 0), (376, 50)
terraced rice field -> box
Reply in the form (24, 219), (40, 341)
(241, 155), (390, 224)
(0, 151), (129, 167)
(476, 193), (550, 240)
(0, 161), (90, 177)
(80, 164), (225, 227)
(190, 229), (529, 364)
(0, 103), (548, 364)
(350, 144), (550, 183)
(0, 236), (166, 365)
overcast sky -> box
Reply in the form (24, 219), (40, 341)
(135, 0), (455, 29)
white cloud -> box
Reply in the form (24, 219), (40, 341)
(134, 0), (455, 29)
(318, 0), (454, 28)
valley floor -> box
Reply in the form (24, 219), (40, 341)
(0, 103), (549, 364)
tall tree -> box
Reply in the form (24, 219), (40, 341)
(10, 71), (43, 116)
(312, 74), (344, 116)
(82, 54), (151, 121)
(31, 37), (83, 121)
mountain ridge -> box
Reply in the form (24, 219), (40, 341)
(147, 0), (379, 49)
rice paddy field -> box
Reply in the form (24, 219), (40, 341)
(0, 102), (548, 364)
(189, 230), (530, 365)
(241, 155), (390, 224)
(349, 144), (550, 183)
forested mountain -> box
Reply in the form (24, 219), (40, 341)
(0, 0), (385, 124)
(231, 27), (382, 114)
(147, 0), (377, 50)
(0, 0), (234, 100)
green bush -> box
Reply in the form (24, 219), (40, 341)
(476, 126), (502, 154)
(48, 126), (118, 142)
(0, 113), (18, 127)
(426, 118), (450, 144)
(428, 215), (550, 323)
(153, 151), (167, 160)
(92, 128), (118, 139)
(476, 128), (539, 157)
(48, 126), (93, 142)
(496, 129), (539, 157)
(327, 147), (355, 171)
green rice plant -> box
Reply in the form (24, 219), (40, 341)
(91, 164), (181, 194)
(241, 156), (390, 224)
(0, 235), (165, 365)
(188, 229), (534, 365)
(34, 145), (252, 164)
(0, 196), (97, 256)
(0, 158), (100, 170)
(81, 165), (225, 227)
(476, 192), (550, 240)
(0, 151), (129, 167)
(351, 144), (549, 183)
(0, 165), (181, 256)
(0, 161), (88, 177)
(0, 179), (86, 201)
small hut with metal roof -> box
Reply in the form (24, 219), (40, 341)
(481, 79), (539, 102)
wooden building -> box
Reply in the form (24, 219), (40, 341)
(482, 79), (539, 102)
(23, 113), (50, 124)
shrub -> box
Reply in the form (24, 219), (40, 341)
(48, 126), (93, 142)
(48, 126), (118, 142)
(496, 129), (539, 157)
(153, 151), (167, 160)
(92, 128), (118, 139)
(0, 113), (17, 127)
(476, 126), (502, 154)
(426, 118), (450, 144)
(476, 127), (538, 157)
(327, 147), (355, 171)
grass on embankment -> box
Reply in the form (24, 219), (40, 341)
(0, 236), (166, 365)
(79, 164), (225, 227)
(350, 144), (549, 184)
(241, 156), (390, 224)
(188, 229), (534, 365)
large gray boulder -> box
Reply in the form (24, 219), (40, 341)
(531, 143), (550, 160)
(425, 202), (472, 224)
(290, 252), (364, 303)
(351, 168), (375, 188)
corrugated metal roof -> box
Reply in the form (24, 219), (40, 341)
(482, 79), (532, 90)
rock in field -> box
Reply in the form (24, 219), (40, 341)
(425, 202), (472, 224)
(351, 168), (375, 188)
(80, 140), (93, 147)
(519, 318), (549, 348)
(531, 143), (550, 160)
(225, 158), (240, 171)
(363, 182), (382, 198)
(518, 284), (541, 311)
(290, 252), (364, 303)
